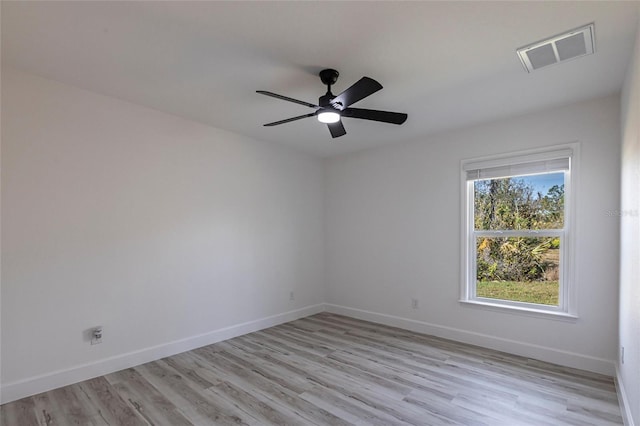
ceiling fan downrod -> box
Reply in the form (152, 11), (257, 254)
(318, 69), (340, 108)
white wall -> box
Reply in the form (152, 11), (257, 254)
(325, 95), (621, 375)
(0, 68), (325, 401)
(619, 5), (640, 424)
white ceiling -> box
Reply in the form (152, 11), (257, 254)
(2, 1), (638, 157)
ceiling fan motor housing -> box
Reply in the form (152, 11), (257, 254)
(319, 93), (338, 109)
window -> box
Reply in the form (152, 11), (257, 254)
(461, 145), (577, 317)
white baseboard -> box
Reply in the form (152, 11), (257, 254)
(0, 304), (325, 404)
(616, 365), (637, 426)
(325, 304), (615, 376)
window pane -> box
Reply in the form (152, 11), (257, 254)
(474, 172), (564, 230)
(476, 236), (560, 306)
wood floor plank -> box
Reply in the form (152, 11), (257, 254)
(213, 344), (314, 395)
(141, 359), (258, 426)
(206, 380), (306, 426)
(162, 355), (218, 390)
(195, 348), (352, 426)
(1, 312), (623, 425)
(223, 333), (414, 400)
(76, 377), (147, 426)
(327, 349), (458, 402)
(299, 386), (411, 426)
(250, 346), (412, 402)
(30, 393), (59, 426)
(47, 384), (107, 425)
(0, 398), (41, 426)
(110, 368), (195, 426)
(403, 388), (493, 426)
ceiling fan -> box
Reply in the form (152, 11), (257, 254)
(257, 69), (408, 138)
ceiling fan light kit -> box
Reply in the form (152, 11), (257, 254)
(317, 111), (340, 123)
(257, 68), (408, 138)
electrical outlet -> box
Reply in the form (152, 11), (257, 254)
(411, 298), (419, 309)
(91, 326), (103, 345)
(289, 291), (295, 301)
(621, 346), (625, 364)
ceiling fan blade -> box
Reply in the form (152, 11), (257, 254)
(342, 107), (408, 125)
(327, 120), (346, 138)
(256, 91), (319, 108)
(330, 77), (383, 110)
(263, 112), (317, 126)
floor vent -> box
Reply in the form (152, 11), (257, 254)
(517, 23), (595, 73)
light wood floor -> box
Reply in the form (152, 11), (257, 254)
(1, 313), (623, 425)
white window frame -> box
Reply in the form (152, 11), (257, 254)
(460, 144), (579, 320)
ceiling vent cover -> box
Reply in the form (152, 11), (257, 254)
(517, 23), (595, 73)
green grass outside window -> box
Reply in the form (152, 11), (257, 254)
(476, 281), (559, 306)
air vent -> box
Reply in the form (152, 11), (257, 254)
(517, 23), (595, 73)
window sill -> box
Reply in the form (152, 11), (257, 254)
(459, 299), (578, 322)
